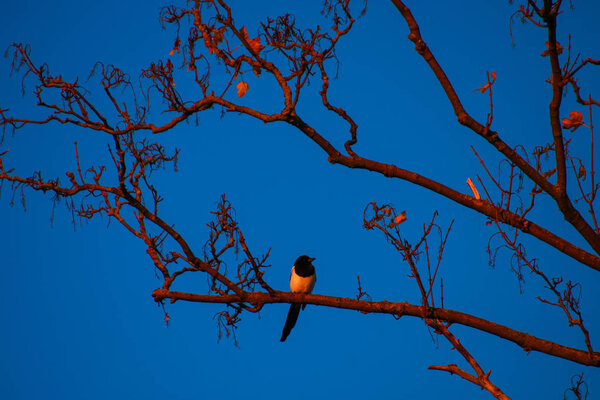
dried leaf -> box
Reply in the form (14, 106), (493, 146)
(473, 72), (497, 93)
(169, 38), (181, 56)
(578, 165), (586, 180)
(541, 41), (566, 57)
(387, 211), (407, 228)
(569, 111), (583, 123)
(241, 26), (264, 54)
(395, 211), (407, 224)
(213, 26), (226, 45)
(203, 30), (217, 54)
(474, 83), (491, 93)
(562, 111), (584, 132)
(248, 37), (264, 54)
(236, 81), (249, 98)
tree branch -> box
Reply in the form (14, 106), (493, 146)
(152, 289), (600, 367)
(389, 0), (600, 258)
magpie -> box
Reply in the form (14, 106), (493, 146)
(280, 255), (317, 342)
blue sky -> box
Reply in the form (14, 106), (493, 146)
(1, 1), (599, 399)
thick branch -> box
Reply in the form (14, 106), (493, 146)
(285, 113), (600, 270)
(333, 154), (600, 270)
(152, 289), (600, 367)
(542, 1), (567, 192)
(389, 0), (600, 257)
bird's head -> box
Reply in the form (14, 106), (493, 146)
(295, 255), (316, 265)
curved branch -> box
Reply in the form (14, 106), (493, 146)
(333, 153), (600, 271)
(389, 0), (600, 257)
(152, 289), (600, 367)
(285, 113), (600, 271)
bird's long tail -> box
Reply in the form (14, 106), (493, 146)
(280, 303), (302, 342)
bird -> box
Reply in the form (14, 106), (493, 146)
(280, 255), (317, 342)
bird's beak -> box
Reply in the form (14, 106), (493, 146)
(309, 257), (316, 262)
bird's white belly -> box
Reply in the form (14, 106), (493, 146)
(290, 267), (316, 293)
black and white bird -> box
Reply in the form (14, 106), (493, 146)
(280, 255), (317, 342)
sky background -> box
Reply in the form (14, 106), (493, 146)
(1, 0), (600, 399)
